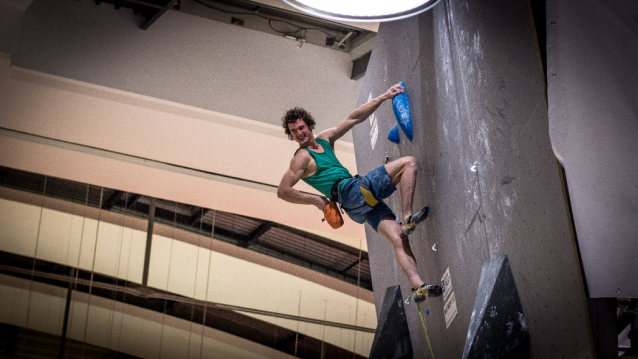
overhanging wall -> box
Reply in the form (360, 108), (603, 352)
(352, 0), (594, 357)
(547, 0), (638, 298)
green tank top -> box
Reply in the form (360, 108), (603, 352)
(295, 138), (352, 198)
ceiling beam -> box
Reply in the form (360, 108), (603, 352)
(125, 193), (140, 209)
(249, 221), (273, 239)
(208, 225), (371, 289)
(123, 0), (166, 10)
(275, 332), (306, 351)
(141, 0), (179, 30)
(101, 190), (123, 210)
(339, 258), (361, 275)
(188, 208), (210, 226)
(238, 221), (272, 248)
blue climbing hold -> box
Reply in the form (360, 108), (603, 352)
(426, 309), (429, 315)
(392, 81), (413, 142)
(388, 124), (400, 144)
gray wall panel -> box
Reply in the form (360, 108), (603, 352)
(0, 3), (26, 56)
(547, 0), (638, 298)
(353, 0), (594, 357)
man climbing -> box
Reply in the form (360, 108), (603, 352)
(277, 83), (442, 303)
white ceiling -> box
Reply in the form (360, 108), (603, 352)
(250, 0), (379, 32)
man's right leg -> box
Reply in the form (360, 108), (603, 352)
(384, 157), (429, 235)
(384, 156), (417, 224)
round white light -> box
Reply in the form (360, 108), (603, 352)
(282, 0), (441, 22)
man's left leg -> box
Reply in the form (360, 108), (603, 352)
(374, 212), (442, 302)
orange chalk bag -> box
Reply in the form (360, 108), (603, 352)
(322, 202), (344, 229)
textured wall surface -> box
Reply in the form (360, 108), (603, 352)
(352, 0), (594, 357)
(547, 0), (638, 298)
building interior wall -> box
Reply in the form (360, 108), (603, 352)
(0, 56), (365, 244)
(0, 274), (298, 359)
(0, 0), (376, 357)
(0, 192), (376, 357)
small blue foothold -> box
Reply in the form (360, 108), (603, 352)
(426, 309), (429, 315)
(388, 124), (400, 144)
(392, 81), (413, 142)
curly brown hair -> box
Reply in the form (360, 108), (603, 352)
(282, 107), (316, 140)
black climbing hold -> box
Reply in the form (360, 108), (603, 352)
(462, 255), (530, 359)
(369, 285), (413, 359)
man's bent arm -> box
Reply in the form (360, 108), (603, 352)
(277, 153), (328, 211)
(320, 83), (404, 144)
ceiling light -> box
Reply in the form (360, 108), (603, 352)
(282, 0), (441, 22)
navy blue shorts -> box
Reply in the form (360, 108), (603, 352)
(339, 165), (396, 232)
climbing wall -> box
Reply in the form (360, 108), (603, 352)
(547, 0), (638, 299)
(351, 1), (595, 358)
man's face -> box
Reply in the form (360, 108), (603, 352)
(288, 118), (313, 145)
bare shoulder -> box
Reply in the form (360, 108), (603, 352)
(316, 130), (336, 148)
(316, 130), (331, 140)
(290, 148), (311, 168)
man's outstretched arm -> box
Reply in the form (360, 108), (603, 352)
(319, 83), (404, 145)
(277, 151), (328, 211)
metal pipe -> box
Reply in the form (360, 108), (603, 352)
(58, 268), (75, 359)
(142, 198), (156, 287)
(336, 31), (354, 47)
(631, 299), (638, 354)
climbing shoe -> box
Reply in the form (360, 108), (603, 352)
(412, 283), (442, 303)
(401, 207), (430, 235)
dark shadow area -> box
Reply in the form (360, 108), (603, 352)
(369, 286), (412, 359)
(502, 337), (530, 359)
(529, 0), (547, 77)
(0, 323), (141, 359)
(587, 297), (620, 359)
